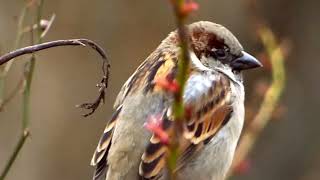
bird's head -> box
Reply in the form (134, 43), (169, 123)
(164, 21), (262, 79)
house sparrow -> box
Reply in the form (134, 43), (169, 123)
(90, 21), (262, 180)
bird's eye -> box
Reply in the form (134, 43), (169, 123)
(211, 47), (229, 60)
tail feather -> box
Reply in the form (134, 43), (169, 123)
(91, 106), (122, 180)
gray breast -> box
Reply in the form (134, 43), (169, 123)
(177, 82), (245, 180)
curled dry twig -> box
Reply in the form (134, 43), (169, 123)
(0, 2), (110, 180)
(0, 39), (111, 117)
(0, 2), (48, 179)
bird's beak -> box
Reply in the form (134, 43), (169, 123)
(231, 51), (263, 71)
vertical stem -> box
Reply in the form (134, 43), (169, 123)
(0, 80), (4, 105)
(172, 14), (189, 121)
(167, 1), (192, 179)
(1, 1), (45, 179)
(0, 6), (28, 103)
(0, 130), (30, 180)
(36, 0), (45, 43)
(22, 0), (44, 130)
(22, 55), (35, 129)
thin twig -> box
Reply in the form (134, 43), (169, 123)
(0, 5), (29, 105)
(20, 14), (56, 38)
(40, 14), (56, 38)
(0, 1), (111, 179)
(0, 2), (45, 179)
(0, 130), (30, 180)
(0, 39), (106, 65)
(0, 14), (56, 111)
(0, 77), (25, 111)
(0, 6), (28, 77)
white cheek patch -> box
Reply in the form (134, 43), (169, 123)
(214, 67), (238, 84)
(189, 51), (241, 86)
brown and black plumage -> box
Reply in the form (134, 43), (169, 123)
(91, 21), (262, 180)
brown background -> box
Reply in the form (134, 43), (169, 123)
(0, 0), (319, 180)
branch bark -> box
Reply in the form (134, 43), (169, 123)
(0, 39), (107, 66)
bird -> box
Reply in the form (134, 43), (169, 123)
(90, 21), (262, 180)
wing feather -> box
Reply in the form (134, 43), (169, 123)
(92, 48), (178, 180)
(139, 72), (234, 179)
(91, 105), (122, 180)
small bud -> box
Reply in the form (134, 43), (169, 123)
(180, 1), (199, 16)
(39, 19), (50, 31)
(31, 19), (50, 32)
(144, 115), (170, 145)
(154, 76), (179, 93)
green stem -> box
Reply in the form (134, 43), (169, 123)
(0, 6), (28, 102)
(167, 0), (191, 179)
(22, 0), (44, 130)
(0, 80), (4, 105)
(0, 130), (30, 180)
(253, 27), (286, 126)
(0, 1), (45, 179)
(172, 21), (189, 120)
(22, 56), (36, 130)
(36, 0), (45, 43)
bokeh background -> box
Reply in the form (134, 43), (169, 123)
(0, 0), (319, 180)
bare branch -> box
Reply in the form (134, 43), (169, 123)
(0, 39), (107, 65)
(0, 39), (111, 117)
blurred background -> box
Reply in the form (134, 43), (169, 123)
(0, 0), (319, 180)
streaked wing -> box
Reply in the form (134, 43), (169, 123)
(113, 47), (178, 109)
(91, 47), (179, 180)
(139, 72), (234, 179)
